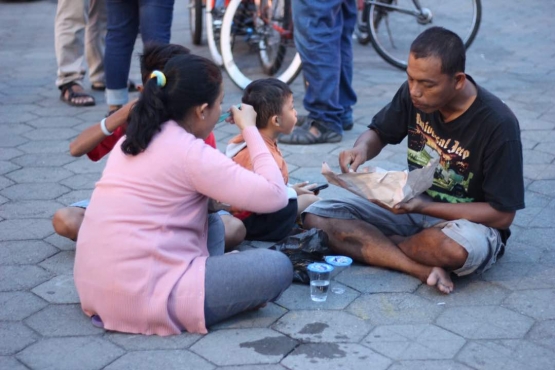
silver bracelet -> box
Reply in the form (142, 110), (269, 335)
(100, 118), (113, 136)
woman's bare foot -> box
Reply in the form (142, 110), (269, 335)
(426, 267), (454, 294)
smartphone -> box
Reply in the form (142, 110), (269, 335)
(310, 183), (329, 192)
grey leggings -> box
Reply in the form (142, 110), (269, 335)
(204, 214), (293, 327)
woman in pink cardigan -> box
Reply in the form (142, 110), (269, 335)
(74, 53), (293, 336)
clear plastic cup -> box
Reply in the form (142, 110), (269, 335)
(324, 255), (353, 294)
(307, 263), (334, 302)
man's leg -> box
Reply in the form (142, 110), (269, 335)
(85, 0), (107, 86)
(338, 0), (358, 130)
(138, 0), (174, 45)
(55, 0), (86, 88)
(105, 0), (139, 111)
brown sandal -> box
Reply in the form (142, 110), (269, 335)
(60, 82), (95, 107)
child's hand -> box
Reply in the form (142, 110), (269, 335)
(291, 181), (317, 196)
(230, 104), (257, 131)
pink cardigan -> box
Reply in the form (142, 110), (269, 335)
(74, 122), (288, 336)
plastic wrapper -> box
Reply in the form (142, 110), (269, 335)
(270, 228), (330, 284)
(321, 158), (439, 210)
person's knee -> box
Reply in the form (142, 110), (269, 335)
(440, 238), (469, 270)
(52, 208), (81, 240)
(303, 213), (328, 230)
(224, 217), (246, 250)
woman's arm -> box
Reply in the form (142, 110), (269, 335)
(69, 99), (137, 157)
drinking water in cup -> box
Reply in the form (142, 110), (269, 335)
(324, 255), (353, 294)
(307, 263), (334, 302)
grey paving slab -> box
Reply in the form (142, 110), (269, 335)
(0, 356), (29, 370)
(55, 189), (93, 207)
(362, 324), (466, 360)
(0, 160), (20, 175)
(0, 265), (53, 292)
(38, 251), (75, 275)
(63, 157), (106, 174)
(503, 289), (555, 320)
(43, 233), (76, 251)
(5, 166), (74, 183)
(25, 116), (84, 129)
(526, 320), (555, 352)
(190, 329), (297, 366)
(0, 183), (70, 201)
(273, 310), (373, 343)
(0, 175), (14, 191)
(347, 293), (444, 325)
(0, 147), (24, 161)
(216, 366), (287, 370)
(16, 139), (72, 155)
(337, 265), (422, 294)
(31, 274), (79, 304)
(0, 200), (62, 219)
(387, 360), (474, 370)
(9, 153), (76, 168)
(25, 304), (103, 337)
(416, 276), (510, 305)
(457, 339), (555, 370)
(104, 350), (215, 370)
(105, 331), (202, 350)
(16, 336), (125, 370)
(22, 128), (79, 141)
(0, 322), (38, 356)
(435, 306), (534, 340)
(0, 240), (58, 265)
(210, 303), (288, 330)
(59, 173), (101, 190)
(275, 282), (359, 310)
(281, 343), (391, 370)
(0, 292), (48, 321)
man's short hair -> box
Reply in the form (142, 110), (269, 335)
(410, 27), (465, 76)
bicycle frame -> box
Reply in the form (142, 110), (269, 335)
(363, 0), (424, 18)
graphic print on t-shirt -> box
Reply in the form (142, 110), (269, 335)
(407, 113), (474, 203)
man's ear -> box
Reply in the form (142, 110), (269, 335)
(196, 103), (209, 119)
(454, 72), (466, 90)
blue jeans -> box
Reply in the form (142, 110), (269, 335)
(292, 0), (358, 134)
(105, 0), (174, 105)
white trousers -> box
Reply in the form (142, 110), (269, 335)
(54, 0), (107, 88)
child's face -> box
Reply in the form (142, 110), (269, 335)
(277, 94), (297, 135)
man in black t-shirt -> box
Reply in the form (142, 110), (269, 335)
(303, 27), (525, 294)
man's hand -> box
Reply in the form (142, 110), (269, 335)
(389, 194), (432, 214)
(339, 147), (368, 173)
(292, 181), (317, 196)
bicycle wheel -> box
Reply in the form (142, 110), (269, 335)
(189, 0), (203, 45)
(206, 0), (225, 66)
(220, 0), (302, 90)
(367, 0), (481, 70)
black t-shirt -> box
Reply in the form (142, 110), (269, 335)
(369, 76), (525, 242)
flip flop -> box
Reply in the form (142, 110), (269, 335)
(60, 82), (95, 107)
(279, 120), (342, 145)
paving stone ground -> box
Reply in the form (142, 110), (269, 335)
(1, 0), (554, 369)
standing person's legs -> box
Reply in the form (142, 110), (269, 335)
(291, 0), (343, 134)
(204, 249), (293, 327)
(338, 0), (357, 130)
(138, 0), (174, 44)
(55, 0), (87, 88)
(105, 0), (139, 110)
(85, 0), (107, 87)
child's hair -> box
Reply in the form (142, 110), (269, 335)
(139, 43), (191, 84)
(241, 78), (292, 129)
(122, 54), (222, 155)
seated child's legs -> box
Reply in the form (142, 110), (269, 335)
(219, 213), (246, 251)
(243, 199), (298, 241)
(52, 206), (86, 241)
(297, 193), (320, 216)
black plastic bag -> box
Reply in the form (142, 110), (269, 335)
(270, 228), (330, 284)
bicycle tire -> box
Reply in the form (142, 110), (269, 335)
(189, 0), (203, 46)
(220, 0), (302, 90)
(368, 0), (482, 70)
(257, 0), (288, 75)
(206, 0), (224, 66)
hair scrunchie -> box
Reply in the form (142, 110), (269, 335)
(150, 70), (167, 87)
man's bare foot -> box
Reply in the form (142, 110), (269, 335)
(426, 267), (454, 294)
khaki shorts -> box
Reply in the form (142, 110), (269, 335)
(303, 195), (504, 276)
